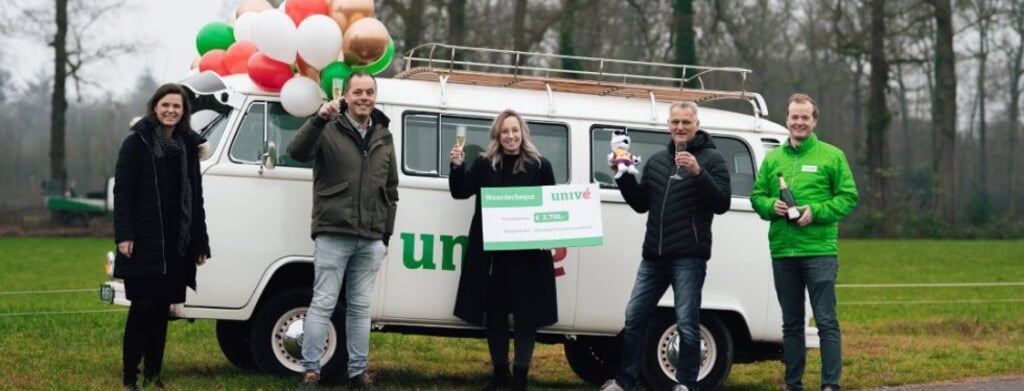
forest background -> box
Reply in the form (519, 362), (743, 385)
(1, 0), (1022, 238)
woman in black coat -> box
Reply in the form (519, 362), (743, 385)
(113, 83), (210, 391)
(448, 109), (557, 391)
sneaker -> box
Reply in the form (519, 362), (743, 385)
(672, 385), (689, 391)
(822, 386), (837, 391)
(122, 385), (139, 391)
(300, 371), (320, 389)
(599, 379), (624, 391)
(347, 372), (382, 391)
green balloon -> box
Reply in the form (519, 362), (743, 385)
(353, 38), (396, 76)
(196, 22), (235, 56)
(320, 61), (354, 100)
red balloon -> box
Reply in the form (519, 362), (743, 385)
(285, 0), (329, 26)
(247, 52), (294, 91)
(198, 49), (229, 76)
(224, 41), (259, 74)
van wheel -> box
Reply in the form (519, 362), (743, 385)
(248, 289), (347, 380)
(563, 336), (621, 386)
(642, 311), (733, 390)
(216, 320), (257, 371)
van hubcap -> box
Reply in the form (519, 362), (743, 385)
(272, 308), (337, 372)
(655, 324), (714, 381)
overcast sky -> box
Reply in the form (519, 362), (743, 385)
(5, 0), (232, 100)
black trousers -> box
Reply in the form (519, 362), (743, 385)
(122, 297), (170, 385)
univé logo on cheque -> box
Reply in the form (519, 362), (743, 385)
(550, 188), (592, 202)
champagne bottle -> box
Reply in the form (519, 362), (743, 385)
(777, 173), (800, 220)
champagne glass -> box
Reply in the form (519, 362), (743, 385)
(670, 141), (687, 180)
(331, 79), (344, 101)
(455, 125), (467, 148)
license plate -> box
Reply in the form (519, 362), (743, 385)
(99, 283), (114, 304)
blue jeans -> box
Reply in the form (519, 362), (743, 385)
(772, 256), (842, 391)
(615, 257), (707, 391)
(302, 234), (385, 378)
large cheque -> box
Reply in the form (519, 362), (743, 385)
(480, 184), (603, 251)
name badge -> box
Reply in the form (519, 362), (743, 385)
(801, 165), (818, 173)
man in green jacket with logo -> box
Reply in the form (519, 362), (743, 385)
(750, 93), (859, 391)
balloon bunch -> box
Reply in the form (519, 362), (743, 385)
(193, 0), (396, 117)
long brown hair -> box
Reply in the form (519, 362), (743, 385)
(483, 109), (541, 174)
(144, 83), (192, 136)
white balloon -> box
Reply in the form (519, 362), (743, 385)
(280, 76), (323, 117)
(234, 13), (258, 42)
(251, 9), (298, 64)
(296, 15), (342, 70)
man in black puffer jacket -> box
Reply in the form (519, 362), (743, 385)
(601, 102), (731, 391)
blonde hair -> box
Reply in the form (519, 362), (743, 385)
(483, 109), (541, 174)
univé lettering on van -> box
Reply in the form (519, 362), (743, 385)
(400, 232), (568, 277)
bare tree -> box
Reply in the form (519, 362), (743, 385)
(673, 0), (698, 85)
(867, 0), (891, 211)
(1006, 0), (1024, 215)
(927, 0), (958, 222)
(12, 0), (136, 196)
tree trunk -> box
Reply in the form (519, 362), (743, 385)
(448, 0), (466, 68)
(867, 0), (890, 211)
(896, 63), (911, 179)
(558, 0), (583, 77)
(673, 0), (697, 87)
(402, 0), (425, 52)
(931, 0), (957, 222)
(1008, 2), (1024, 216)
(513, 0), (528, 52)
(975, 2), (990, 194)
(50, 0), (68, 192)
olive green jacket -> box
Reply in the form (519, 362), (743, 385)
(287, 104), (398, 243)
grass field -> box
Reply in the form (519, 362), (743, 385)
(1, 238), (1022, 390)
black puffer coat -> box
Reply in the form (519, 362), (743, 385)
(449, 154), (558, 328)
(113, 117), (210, 289)
(616, 130), (731, 261)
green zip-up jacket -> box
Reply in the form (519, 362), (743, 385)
(750, 133), (858, 259)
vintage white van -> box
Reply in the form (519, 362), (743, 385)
(101, 44), (813, 390)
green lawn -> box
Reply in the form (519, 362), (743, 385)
(1, 238), (1022, 390)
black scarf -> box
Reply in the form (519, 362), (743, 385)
(153, 129), (193, 255)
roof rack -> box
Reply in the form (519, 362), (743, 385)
(394, 43), (768, 118)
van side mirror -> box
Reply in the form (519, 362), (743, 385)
(260, 141), (277, 173)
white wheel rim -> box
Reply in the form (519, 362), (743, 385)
(655, 323), (715, 381)
(271, 307), (337, 372)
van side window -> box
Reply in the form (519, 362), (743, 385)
(590, 127), (666, 187)
(402, 112), (570, 183)
(590, 127), (755, 197)
(229, 102), (313, 168)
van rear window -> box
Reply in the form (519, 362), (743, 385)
(402, 112), (569, 183)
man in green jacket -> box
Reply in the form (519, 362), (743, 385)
(750, 93), (859, 391)
(288, 71), (398, 390)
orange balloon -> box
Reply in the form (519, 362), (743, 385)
(328, 1), (348, 33)
(342, 17), (389, 66)
(296, 55), (321, 80)
(335, 0), (374, 29)
(236, 0), (273, 19)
